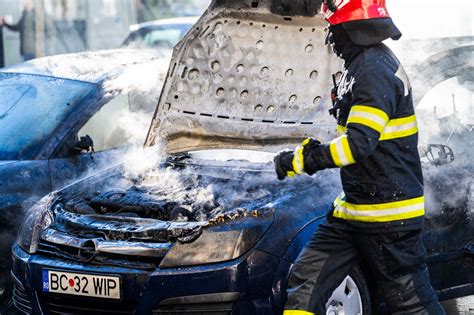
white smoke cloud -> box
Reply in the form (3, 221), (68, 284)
(121, 145), (164, 178)
(5, 48), (172, 95)
(385, 1), (474, 220)
(417, 78), (473, 144)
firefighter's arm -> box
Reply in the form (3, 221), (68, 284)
(274, 65), (396, 179)
(311, 65), (397, 169)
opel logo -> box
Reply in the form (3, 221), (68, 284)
(78, 240), (98, 262)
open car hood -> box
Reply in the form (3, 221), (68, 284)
(145, 0), (342, 153)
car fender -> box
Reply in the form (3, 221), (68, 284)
(270, 216), (326, 312)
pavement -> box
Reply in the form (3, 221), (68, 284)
(442, 296), (474, 315)
(1, 286), (472, 314)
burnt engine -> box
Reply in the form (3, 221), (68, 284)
(59, 171), (275, 223)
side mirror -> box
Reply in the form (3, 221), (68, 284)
(72, 135), (95, 155)
(420, 144), (455, 167)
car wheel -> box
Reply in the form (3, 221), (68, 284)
(325, 266), (371, 315)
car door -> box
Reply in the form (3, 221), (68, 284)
(48, 92), (155, 191)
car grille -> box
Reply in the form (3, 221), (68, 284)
(153, 293), (239, 315)
(152, 302), (234, 315)
(43, 295), (136, 315)
(37, 239), (159, 270)
(12, 284), (32, 314)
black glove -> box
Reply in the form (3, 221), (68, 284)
(293, 138), (322, 175)
(274, 138), (323, 180)
(274, 151), (295, 181)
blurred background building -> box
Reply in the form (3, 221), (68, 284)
(0, 0), (210, 67)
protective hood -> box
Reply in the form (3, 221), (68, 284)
(145, 0), (343, 154)
(326, 24), (364, 65)
(341, 17), (402, 46)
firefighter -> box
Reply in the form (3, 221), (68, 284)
(274, 0), (445, 314)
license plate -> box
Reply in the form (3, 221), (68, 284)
(42, 270), (120, 300)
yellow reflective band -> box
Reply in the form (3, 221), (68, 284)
(334, 195), (424, 210)
(333, 195), (425, 222)
(351, 105), (390, 122)
(347, 105), (389, 134)
(329, 135), (356, 167)
(283, 310), (315, 315)
(333, 192), (345, 207)
(292, 146), (305, 175)
(333, 209), (425, 222)
(337, 124), (347, 135)
(380, 115), (418, 141)
(287, 171), (296, 178)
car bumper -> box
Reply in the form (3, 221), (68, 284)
(11, 242), (287, 314)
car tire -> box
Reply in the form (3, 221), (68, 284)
(325, 266), (371, 315)
(0, 281), (14, 314)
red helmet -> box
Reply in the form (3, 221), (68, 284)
(322, 0), (391, 25)
(321, 0), (401, 46)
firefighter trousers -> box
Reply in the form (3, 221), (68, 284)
(284, 220), (445, 314)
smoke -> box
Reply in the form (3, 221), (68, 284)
(101, 49), (172, 97)
(417, 79), (473, 144)
(385, 3), (474, 220)
(6, 49), (170, 88)
(123, 148), (277, 208)
(121, 145), (165, 178)
(417, 81), (473, 219)
(384, 1), (474, 222)
(412, 63), (473, 219)
(65, 147), (340, 223)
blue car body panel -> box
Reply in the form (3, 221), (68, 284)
(0, 72), (123, 287)
(9, 166), (343, 314)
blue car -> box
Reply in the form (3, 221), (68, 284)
(0, 49), (164, 291)
(8, 149), (473, 314)
(9, 1), (473, 314)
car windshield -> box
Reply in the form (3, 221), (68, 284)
(0, 73), (97, 160)
(123, 23), (193, 49)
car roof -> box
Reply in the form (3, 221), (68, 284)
(129, 16), (200, 31)
(1, 49), (169, 84)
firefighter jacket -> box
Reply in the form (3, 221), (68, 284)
(306, 43), (424, 231)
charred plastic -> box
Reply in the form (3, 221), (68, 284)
(35, 164), (279, 269)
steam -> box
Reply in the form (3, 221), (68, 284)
(410, 63), (473, 220)
(71, 149), (340, 223)
(5, 48), (172, 95)
(384, 1), (474, 222)
(119, 148), (279, 219)
(101, 49), (172, 97)
(121, 145), (164, 178)
(417, 79), (473, 145)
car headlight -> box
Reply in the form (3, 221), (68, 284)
(159, 214), (273, 268)
(17, 196), (54, 254)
